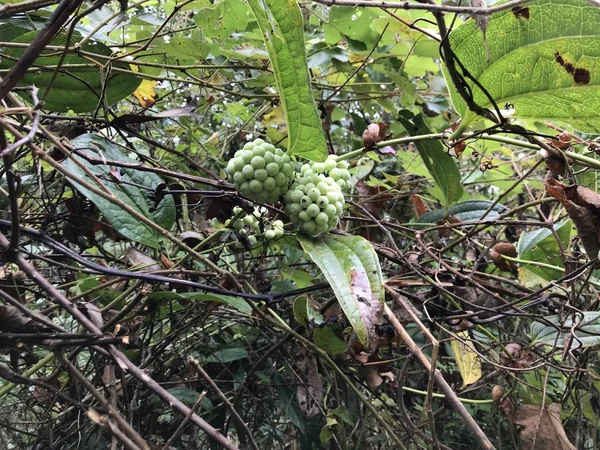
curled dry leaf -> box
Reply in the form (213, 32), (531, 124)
(489, 242), (518, 272)
(512, 403), (576, 450)
(539, 149), (568, 177)
(492, 385), (504, 403)
(545, 178), (600, 260)
(362, 122), (387, 149)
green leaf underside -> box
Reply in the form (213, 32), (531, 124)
(298, 234), (383, 347)
(0, 30), (141, 113)
(63, 134), (175, 248)
(445, 0), (600, 131)
(398, 114), (463, 208)
(530, 312), (600, 348)
(246, 0), (328, 161)
(517, 219), (571, 281)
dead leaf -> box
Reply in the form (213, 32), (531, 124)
(470, 0), (490, 61)
(297, 350), (323, 418)
(362, 122), (387, 149)
(79, 302), (103, 329)
(410, 194), (428, 217)
(133, 79), (159, 107)
(451, 330), (482, 388)
(126, 248), (161, 272)
(512, 403), (576, 450)
(489, 242), (518, 272)
(539, 149), (568, 177)
(0, 305), (48, 333)
(545, 178), (600, 260)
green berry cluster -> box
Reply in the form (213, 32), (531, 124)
(220, 207), (285, 248)
(299, 155), (351, 193)
(283, 171), (345, 235)
(227, 139), (294, 203)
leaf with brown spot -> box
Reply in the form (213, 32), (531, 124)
(512, 403), (576, 450)
(545, 178), (600, 260)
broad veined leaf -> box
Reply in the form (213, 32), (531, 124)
(62, 134), (176, 248)
(148, 387), (213, 411)
(1, 31), (141, 113)
(298, 234), (383, 349)
(451, 330), (482, 388)
(444, 0), (600, 132)
(246, 0), (328, 161)
(516, 219), (571, 281)
(530, 312), (600, 348)
(148, 291), (252, 316)
(398, 113), (463, 208)
(413, 199), (508, 225)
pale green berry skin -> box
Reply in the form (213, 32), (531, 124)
(264, 229), (276, 240)
(249, 180), (263, 193)
(263, 177), (276, 191)
(283, 163), (346, 235)
(251, 156), (266, 169)
(228, 139), (294, 203)
(254, 169), (268, 182)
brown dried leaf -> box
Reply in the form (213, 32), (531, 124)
(296, 351), (323, 418)
(489, 242), (518, 272)
(126, 247), (161, 272)
(410, 194), (428, 218)
(512, 403), (576, 450)
(545, 179), (600, 259)
(0, 305), (48, 332)
(362, 122), (387, 149)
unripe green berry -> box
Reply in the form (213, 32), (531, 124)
(312, 162), (325, 173)
(233, 171), (245, 185)
(264, 151), (275, 164)
(306, 204), (320, 217)
(267, 190), (280, 203)
(316, 196), (329, 209)
(239, 182), (251, 196)
(233, 220), (244, 230)
(251, 156), (266, 169)
(298, 210), (310, 222)
(263, 177), (276, 191)
(254, 168), (268, 182)
(324, 157), (337, 172)
(264, 229), (276, 240)
(249, 179), (263, 193)
(324, 204), (337, 218)
(290, 190), (304, 204)
(242, 165), (254, 179)
(290, 203), (302, 215)
(329, 168), (342, 180)
(241, 151), (254, 163)
(266, 162), (280, 176)
(275, 173), (288, 187)
(315, 212), (329, 225)
(303, 220), (316, 233)
(300, 196), (312, 207)
(307, 188), (321, 202)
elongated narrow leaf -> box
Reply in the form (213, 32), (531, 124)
(445, 0), (600, 131)
(398, 114), (463, 208)
(1, 31), (140, 113)
(451, 331), (482, 388)
(148, 291), (252, 316)
(298, 234), (383, 349)
(246, 0), (327, 161)
(62, 134), (175, 248)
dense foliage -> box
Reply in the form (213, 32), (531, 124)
(2, 0), (600, 449)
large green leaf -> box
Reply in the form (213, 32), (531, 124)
(398, 113), (463, 208)
(62, 134), (176, 248)
(246, 0), (327, 161)
(444, 0), (600, 132)
(530, 312), (600, 348)
(1, 31), (141, 113)
(517, 219), (571, 281)
(298, 234), (383, 348)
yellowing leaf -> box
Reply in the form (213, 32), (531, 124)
(451, 331), (482, 388)
(133, 79), (159, 107)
